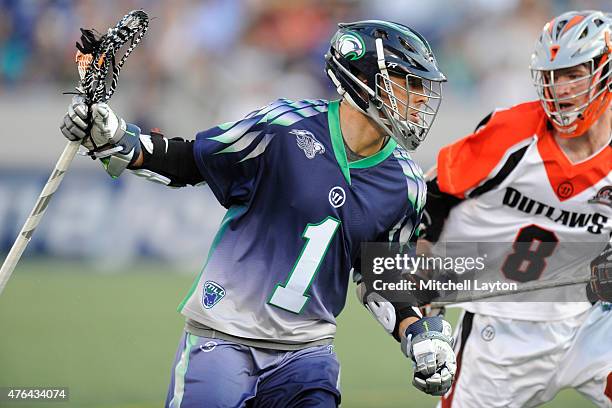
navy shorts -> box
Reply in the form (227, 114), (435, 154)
(165, 332), (341, 407)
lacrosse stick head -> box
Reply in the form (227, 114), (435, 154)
(73, 10), (149, 104)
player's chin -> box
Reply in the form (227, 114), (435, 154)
(557, 102), (579, 113)
(408, 115), (422, 126)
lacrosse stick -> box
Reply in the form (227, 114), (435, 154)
(430, 276), (589, 307)
(0, 10), (149, 297)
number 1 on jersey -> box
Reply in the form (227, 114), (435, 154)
(268, 217), (341, 313)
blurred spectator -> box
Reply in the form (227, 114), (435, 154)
(1, 0), (611, 142)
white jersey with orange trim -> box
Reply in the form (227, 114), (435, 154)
(433, 100), (612, 320)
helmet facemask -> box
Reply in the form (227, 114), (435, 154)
(531, 54), (612, 137)
(373, 71), (442, 150)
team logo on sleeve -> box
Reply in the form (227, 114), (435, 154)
(589, 186), (612, 208)
(291, 129), (325, 159)
(202, 281), (226, 309)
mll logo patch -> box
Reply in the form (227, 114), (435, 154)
(202, 281), (226, 309)
(589, 186), (612, 208)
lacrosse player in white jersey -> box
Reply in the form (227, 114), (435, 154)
(420, 10), (612, 408)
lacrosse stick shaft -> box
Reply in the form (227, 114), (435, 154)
(0, 10), (148, 298)
(429, 276), (590, 307)
(0, 140), (81, 295)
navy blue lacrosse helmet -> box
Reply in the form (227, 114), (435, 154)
(325, 20), (447, 150)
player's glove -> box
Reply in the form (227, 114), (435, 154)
(401, 316), (456, 396)
(588, 247), (612, 302)
(60, 98), (141, 177)
(60, 95), (90, 141)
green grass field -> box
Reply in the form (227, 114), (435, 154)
(0, 260), (594, 407)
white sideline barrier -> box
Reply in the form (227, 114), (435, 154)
(0, 168), (225, 268)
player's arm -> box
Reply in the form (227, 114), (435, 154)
(61, 99), (203, 186)
(419, 112), (498, 244)
(61, 100), (272, 207)
(419, 171), (463, 244)
(354, 269), (422, 341)
(354, 207), (456, 395)
(398, 316), (419, 332)
(355, 261), (456, 396)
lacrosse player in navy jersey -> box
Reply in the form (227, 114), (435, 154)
(61, 20), (456, 407)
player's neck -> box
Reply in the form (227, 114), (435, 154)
(553, 109), (612, 164)
(339, 101), (387, 157)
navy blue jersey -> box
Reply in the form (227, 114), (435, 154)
(178, 99), (425, 344)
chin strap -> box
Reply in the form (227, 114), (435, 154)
(329, 68), (394, 151)
(328, 54), (406, 149)
(327, 68), (369, 116)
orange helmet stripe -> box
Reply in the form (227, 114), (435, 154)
(560, 15), (585, 36)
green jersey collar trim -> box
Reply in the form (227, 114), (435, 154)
(349, 138), (397, 169)
(327, 100), (398, 185)
(328, 100), (351, 184)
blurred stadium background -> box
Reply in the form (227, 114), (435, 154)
(1, 0), (610, 407)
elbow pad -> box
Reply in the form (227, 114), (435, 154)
(135, 130), (205, 187)
(356, 282), (422, 342)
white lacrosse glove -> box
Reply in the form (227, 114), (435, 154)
(90, 102), (128, 146)
(60, 98), (142, 177)
(401, 316), (456, 396)
(60, 95), (90, 141)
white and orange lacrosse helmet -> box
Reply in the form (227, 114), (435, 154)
(530, 10), (612, 138)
